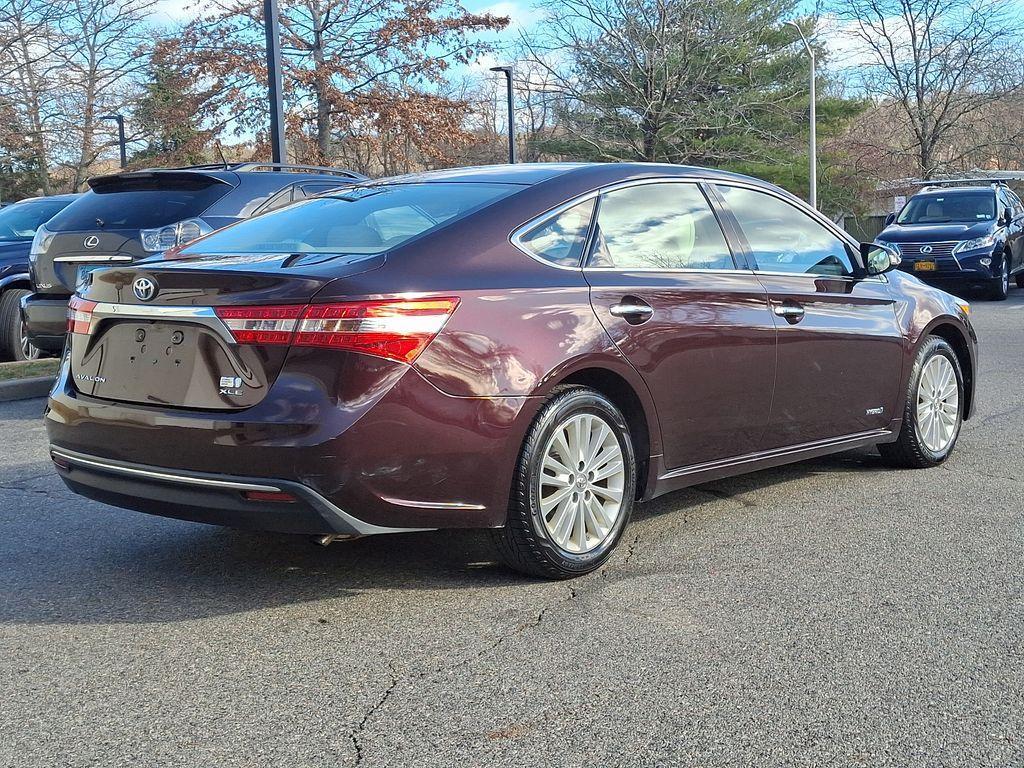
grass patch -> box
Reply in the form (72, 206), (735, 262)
(0, 358), (60, 382)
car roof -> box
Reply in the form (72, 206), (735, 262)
(369, 162), (770, 187)
(11, 193), (81, 204)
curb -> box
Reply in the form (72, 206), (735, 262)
(0, 376), (54, 403)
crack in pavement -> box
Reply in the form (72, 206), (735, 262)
(349, 660), (399, 765)
(344, 582), (583, 764)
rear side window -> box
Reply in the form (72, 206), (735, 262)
(179, 182), (517, 255)
(47, 177), (231, 231)
(588, 183), (734, 270)
(517, 199), (595, 266)
(717, 185), (854, 277)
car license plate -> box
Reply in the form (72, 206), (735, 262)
(76, 264), (107, 288)
(914, 260), (937, 272)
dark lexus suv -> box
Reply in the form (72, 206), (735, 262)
(45, 163), (977, 579)
(875, 181), (1024, 300)
(22, 163), (363, 353)
(0, 194), (79, 360)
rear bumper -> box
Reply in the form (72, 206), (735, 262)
(50, 447), (425, 536)
(20, 292), (69, 354)
(46, 351), (537, 532)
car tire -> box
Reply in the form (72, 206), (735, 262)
(987, 255), (1010, 300)
(0, 288), (41, 362)
(878, 336), (964, 469)
(490, 386), (637, 579)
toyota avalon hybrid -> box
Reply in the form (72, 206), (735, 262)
(45, 163), (977, 578)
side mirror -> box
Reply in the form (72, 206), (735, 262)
(861, 242), (901, 276)
(884, 212), (896, 227)
(1003, 207), (1014, 226)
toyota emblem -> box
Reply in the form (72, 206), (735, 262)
(83, 235), (99, 249)
(133, 277), (157, 302)
(920, 245), (933, 254)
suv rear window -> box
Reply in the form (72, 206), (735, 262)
(180, 182), (518, 255)
(46, 176), (231, 232)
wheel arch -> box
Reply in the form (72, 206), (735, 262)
(554, 366), (657, 500)
(0, 273), (31, 292)
(925, 320), (975, 420)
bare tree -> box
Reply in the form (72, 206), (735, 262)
(834, 0), (1024, 179)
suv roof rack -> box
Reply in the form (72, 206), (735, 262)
(917, 176), (1024, 191)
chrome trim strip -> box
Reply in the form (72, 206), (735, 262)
(84, 302), (236, 345)
(659, 429), (892, 481)
(380, 496), (486, 511)
(51, 448), (282, 493)
(54, 255), (133, 264)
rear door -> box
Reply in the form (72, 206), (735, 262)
(584, 180), (777, 470)
(713, 183), (904, 448)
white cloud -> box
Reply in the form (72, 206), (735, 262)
(151, 0), (213, 25)
(479, 1), (547, 31)
(817, 12), (912, 70)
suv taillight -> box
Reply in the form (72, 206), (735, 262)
(214, 297), (459, 363)
(67, 296), (97, 334)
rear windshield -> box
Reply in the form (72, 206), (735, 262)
(0, 198), (73, 241)
(179, 183), (519, 255)
(897, 191), (996, 224)
(46, 178), (230, 232)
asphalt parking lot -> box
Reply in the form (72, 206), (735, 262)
(1, 293), (1022, 768)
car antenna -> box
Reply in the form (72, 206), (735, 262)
(214, 140), (229, 169)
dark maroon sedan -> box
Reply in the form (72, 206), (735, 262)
(46, 163), (977, 578)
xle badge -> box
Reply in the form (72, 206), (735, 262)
(219, 376), (244, 396)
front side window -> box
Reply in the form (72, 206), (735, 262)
(716, 185), (854, 277)
(517, 199), (595, 267)
(179, 182), (518, 255)
(587, 183), (734, 270)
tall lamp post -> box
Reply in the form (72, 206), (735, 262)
(490, 65), (516, 164)
(785, 21), (816, 209)
(263, 0), (287, 164)
(100, 114), (127, 169)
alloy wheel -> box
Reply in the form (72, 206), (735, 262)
(915, 354), (959, 453)
(19, 318), (41, 361)
(538, 412), (625, 554)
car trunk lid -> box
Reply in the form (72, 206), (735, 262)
(67, 251), (385, 410)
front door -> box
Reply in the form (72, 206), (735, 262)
(713, 183), (905, 448)
(584, 181), (777, 469)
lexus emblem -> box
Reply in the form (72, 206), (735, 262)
(83, 235), (99, 249)
(133, 277), (157, 302)
(920, 245), (933, 254)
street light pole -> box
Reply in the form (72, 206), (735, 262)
(100, 114), (127, 169)
(489, 65), (516, 164)
(263, 0), (287, 164)
(786, 21), (816, 209)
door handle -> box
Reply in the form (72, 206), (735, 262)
(610, 298), (654, 324)
(771, 300), (805, 323)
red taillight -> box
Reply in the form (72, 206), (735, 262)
(294, 298), (460, 363)
(214, 305), (304, 345)
(215, 297), (460, 364)
(67, 296), (97, 334)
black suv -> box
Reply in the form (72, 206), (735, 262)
(22, 163), (364, 353)
(875, 181), (1024, 300)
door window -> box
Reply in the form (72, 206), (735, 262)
(517, 199), (596, 267)
(717, 185), (855, 276)
(587, 183), (734, 270)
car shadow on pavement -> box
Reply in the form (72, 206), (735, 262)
(0, 447), (893, 626)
